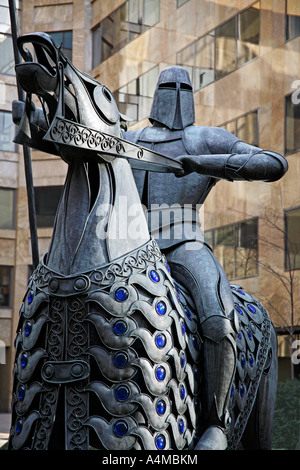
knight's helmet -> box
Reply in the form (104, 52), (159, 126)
(149, 66), (195, 130)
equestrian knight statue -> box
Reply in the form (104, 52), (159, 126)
(8, 33), (286, 451)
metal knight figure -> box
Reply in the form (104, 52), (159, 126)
(123, 65), (288, 450)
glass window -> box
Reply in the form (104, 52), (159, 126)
(286, 0), (300, 41)
(285, 93), (300, 154)
(50, 31), (72, 61)
(0, 188), (15, 229)
(236, 110), (259, 146)
(0, 33), (14, 75)
(177, 43), (195, 87)
(238, 3), (260, 66)
(206, 218), (258, 280)
(116, 66), (159, 123)
(221, 110), (259, 147)
(0, 111), (16, 152)
(35, 186), (63, 227)
(235, 219), (258, 278)
(214, 225), (235, 279)
(215, 17), (237, 80)
(177, 0), (189, 7)
(92, 0), (160, 67)
(0, 266), (12, 307)
(194, 32), (215, 89)
(143, 0), (160, 26)
(285, 207), (300, 270)
(101, 15), (115, 62)
(176, 3), (260, 88)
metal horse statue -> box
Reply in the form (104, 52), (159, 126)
(9, 33), (277, 451)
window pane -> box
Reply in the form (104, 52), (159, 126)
(143, 0), (160, 26)
(215, 17), (237, 79)
(102, 15), (114, 61)
(0, 188), (15, 229)
(115, 6), (129, 50)
(92, 24), (101, 68)
(0, 6), (11, 34)
(214, 225), (235, 279)
(50, 31), (72, 60)
(235, 219), (258, 278)
(237, 3), (260, 66)
(35, 186), (63, 227)
(177, 43), (195, 88)
(0, 266), (12, 307)
(128, 0), (139, 24)
(139, 66), (159, 97)
(177, 0), (189, 7)
(0, 33), (15, 74)
(285, 207), (300, 270)
(286, 0), (300, 41)
(195, 32), (215, 89)
(285, 94), (300, 154)
(222, 120), (236, 135)
(0, 111), (16, 151)
(236, 111), (259, 146)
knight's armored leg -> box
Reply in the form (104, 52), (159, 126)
(196, 313), (237, 449)
(165, 242), (238, 450)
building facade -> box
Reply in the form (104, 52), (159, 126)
(0, 0), (299, 412)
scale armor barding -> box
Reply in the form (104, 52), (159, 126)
(9, 239), (202, 450)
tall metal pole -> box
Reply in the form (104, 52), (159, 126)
(9, 0), (39, 269)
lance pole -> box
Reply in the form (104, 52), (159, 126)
(9, 0), (39, 269)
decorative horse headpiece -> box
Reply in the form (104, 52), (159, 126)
(14, 32), (183, 175)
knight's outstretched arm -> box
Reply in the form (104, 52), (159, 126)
(179, 129), (288, 182)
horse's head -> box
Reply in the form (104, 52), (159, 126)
(15, 32), (131, 156)
(14, 32), (183, 174)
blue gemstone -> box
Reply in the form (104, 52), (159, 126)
(249, 354), (254, 367)
(156, 301), (166, 315)
(247, 329), (252, 340)
(113, 320), (128, 336)
(155, 366), (166, 381)
(178, 419), (185, 434)
(192, 336), (199, 350)
(149, 270), (160, 283)
(155, 434), (166, 450)
(194, 366), (200, 381)
(230, 385), (235, 397)
(238, 332), (242, 340)
(240, 384), (245, 397)
(181, 321), (186, 335)
(238, 289), (245, 295)
(115, 385), (130, 401)
(16, 419), (23, 434)
(28, 290), (34, 304)
(155, 333), (166, 349)
(115, 287), (129, 302)
(165, 263), (171, 273)
(180, 352), (186, 368)
(235, 305), (243, 315)
(184, 306), (192, 319)
(247, 304), (256, 313)
(241, 354), (246, 368)
(180, 384), (185, 400)
(114, 420), (128, 437)
(24, 321), (32, 336)
(18, 385), (25, 401)
(156, 399), (166, 415)
(21, 353), (28, 368)
(113, 352), (128, 368)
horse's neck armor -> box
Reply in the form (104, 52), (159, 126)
(10, 239), (202, 450)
